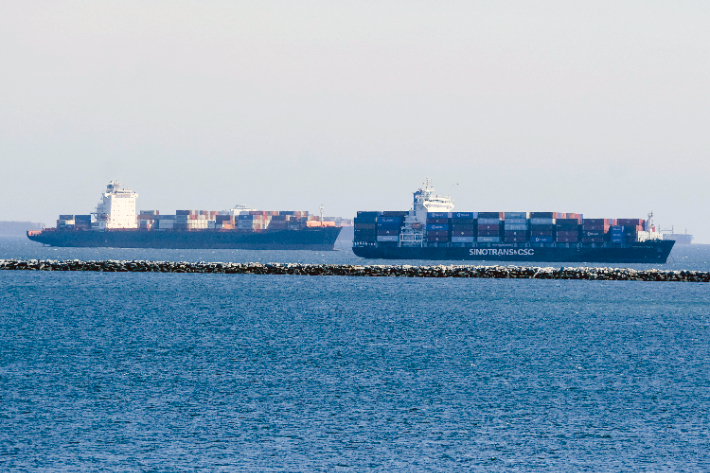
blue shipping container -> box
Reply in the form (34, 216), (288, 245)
(451, 212), (475, 219)
(530, 236), (554, 243)
(357, 211), (381, 218)
(427, 212), (450, 218)
(427, 224), (449, 231)
(377, 216), (403, 224)
(378, 222), (403, 229)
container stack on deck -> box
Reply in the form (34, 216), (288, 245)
(451, 212), (476, 244)
(354, 211), (379, 245)
(116, 209), (319, 231)
(138, 211), (158, 230)
(503, 212), (528, 243)
(616, 219), (645, 243)
(477, 212), (502, 243)
(352, 210), (651, 247)
(57, 215), (75, 230)
(427, 212), (451, 245)
(555, 214), (582, 243)
(529, 212), (556, 244)
(581, 218), (608, 243)
(378, 211), (407, 245)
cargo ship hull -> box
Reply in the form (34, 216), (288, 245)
(353, 240), (675, 264)
(27, 227), (342, 251)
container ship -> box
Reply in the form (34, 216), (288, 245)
(662, 230), (693, 245)
(27, 182), (343, 250)
(352, 180), (674, 263)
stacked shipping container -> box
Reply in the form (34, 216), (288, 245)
(503, 212), (528, 243)
(133, 209), (315, 231)
(451, 212), (476, 243)
(427, 212), (450, 243)
(529, 212), (557, 243)
(555, 215), (582, 243)
(354, 208), (648, 247)
(354, 211), (379, 244)
(477, 212), (502, 243)
(378, 212), (406, 243)
(616, 219), (645, 243)
(581, 218), (610, 243)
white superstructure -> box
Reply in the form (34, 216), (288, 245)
(400, 179), (455, 247)
(226, 204), (255, 217)
(637, 212), (663, 242)
(93, 181), (138, 229)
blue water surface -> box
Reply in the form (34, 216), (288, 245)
(1, 238), (710, 471)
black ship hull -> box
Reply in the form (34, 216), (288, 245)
(353, 240), (675, 264)
(27, 227), (343, 251)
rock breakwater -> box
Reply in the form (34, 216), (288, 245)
(0, 259), (707, 282)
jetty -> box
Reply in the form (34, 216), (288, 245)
(1, 259), (708, 282)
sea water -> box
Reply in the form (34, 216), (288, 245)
(1, 237), (709, 470)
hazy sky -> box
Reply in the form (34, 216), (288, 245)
(1, 1), (708, 240)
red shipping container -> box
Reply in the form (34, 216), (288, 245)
(452, 230), (475, 237)
(477, 229), (500, 236)
(427, 218), (449, 224)
(427, 235), (450, 242)
(477, 224), (500, 231)
(531, 230), (554, 237)
(427, 230), (448, 237)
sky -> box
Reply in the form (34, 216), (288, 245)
(1, 1), (708, 240)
